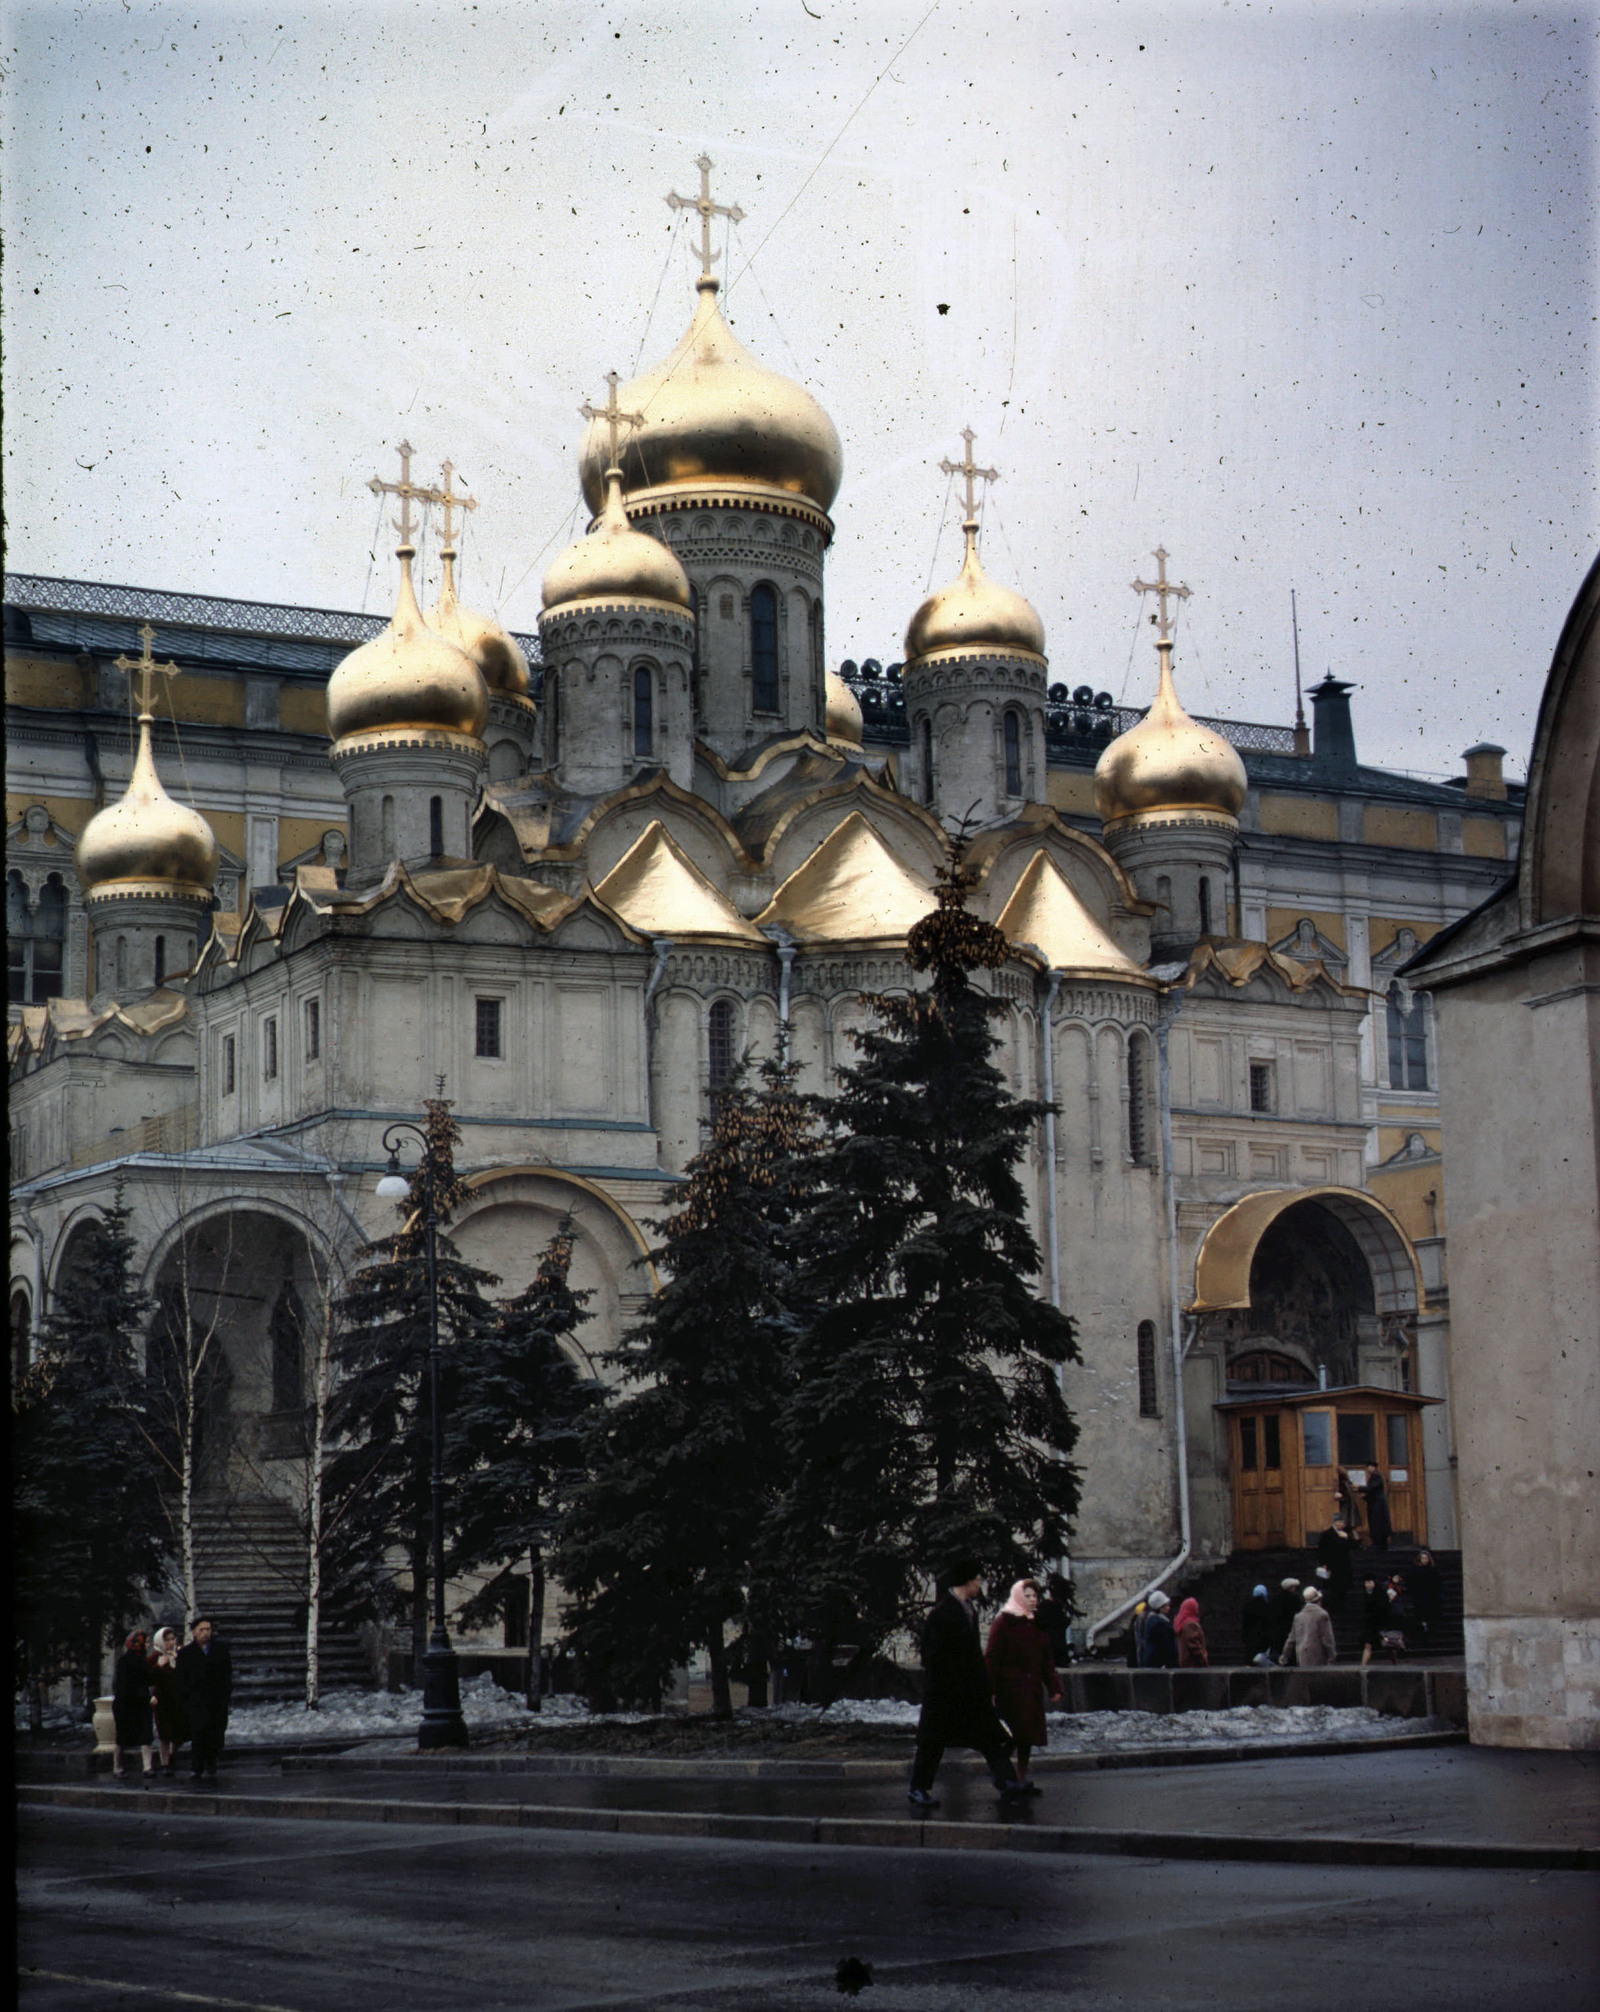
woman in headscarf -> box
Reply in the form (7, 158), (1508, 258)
(111, 1630), (156, 1784)
(149, 1625), (187, 1774)
(1173, 1596), (1209, 1667)
(1241, 1584), (1274, 1665)
(984, 1579), (1062, 1793)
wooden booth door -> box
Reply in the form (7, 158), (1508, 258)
(1379, 1409), (1426, 1545)
(1297, 1407), (1339, 1549)
(1232, 1411), (1289, 1548)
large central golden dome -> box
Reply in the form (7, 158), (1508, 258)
(578, 277), (842, 516)
(1094, 641), (1248, 827)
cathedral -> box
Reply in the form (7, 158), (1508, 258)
(7, 161), (1524, 1684)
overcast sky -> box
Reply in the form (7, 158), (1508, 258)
(4, 0), (1595, 776)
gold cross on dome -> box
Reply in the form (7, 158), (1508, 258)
(1132, 545), (1192, 641)
(940, 427), (1000, 529)
(114, 623), (181, 719)
(435, 460), (477, 556)
(666, 154), (746, 280)
(368, 440), (433, 550)
(580, 371), (646, 473)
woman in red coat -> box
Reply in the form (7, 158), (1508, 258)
(984, 1579), (1062, 1792)
(1174, 1596), (1209, 1667)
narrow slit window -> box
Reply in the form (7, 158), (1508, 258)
(429, 795), (444, 858)
(920, 717), (935, 804)
(475, 997), (503, 1059)
(1004, 711), (1022, 796)
(1127, 1038), (1150, 1164)
(750, 585), (778, 713)
(1136, 1320), (1159, 1417)
(263, 1017), (279, 1081)
(1249, 1061), (1274, 1113)
(305, 998), (321, 1062)
(707, 998), (735, 1090)
(1198, 876), (1213, 937)
(153, 935), (166, 986)
(222, 1034), (236, 1096)
(633, 666), (653, 757)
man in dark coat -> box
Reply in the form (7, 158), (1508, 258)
(1138, 1590), (1178, 1667)
(175, 1617), (233, 1781)
(908, 1559), (1025, 1808)
(1316, 1516), (1355, 1611)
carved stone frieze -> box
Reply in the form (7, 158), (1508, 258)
(1051, 984), (1160, 1026)
(664, 947), (775, 994)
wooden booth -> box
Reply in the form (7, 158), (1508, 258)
(1218, 1386), (1441, 1550)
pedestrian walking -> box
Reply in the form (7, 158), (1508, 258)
(149, 1626), (187, 1773)
(175, 1617), (233, 1782)
(1125, 1601), (1148, 1668)
(984, 1579), (1063, 1793)
(1359, 1573), (1388, 1667)
(1241, 1583), (1275, 1665)
(111, 1631), (157, 1783)
(1315, 1516), (1355, 1611)
(908, 1560), (1027, 1809)
(1173, 1596), (1209, 1667)
(1285, 1585), (1338, 1667)
(1336, 1466), (1363, 1540)
(1408, 1549), (1443, 1644)
(1139, 1589), (1178, 1668)
(1364, 1467), (1393, 1553)
(1268, 1578), (1303, 1664)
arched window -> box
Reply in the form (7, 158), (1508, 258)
(750, 585), (779, 713)
(1004, 710), (1023, 797)
(6, 873), (30, 1004)
(1136, 1321), (1159, 1417)
(428, 795), (444, 858)
(153, 935), (166, 986)
(707, 998), (736, 1090)
(1198, 876), (1213, 937)
(1127, 1035), (1152, 1165)
(920, 717), (935, 805)
(11, 1290), (32, 1391)
(7, 873), (67, 1005)
(115, 936), (128, 991)
(633, 666), (653, 757)
(1386, 982), (1428, 1089)
(381, 795), (397, 857)
(690, 588), (703, 716)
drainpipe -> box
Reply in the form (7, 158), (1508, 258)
(1087, 988), (1193, 1647)
(643, 937), (673, 1133)
(768, 930), (797, 1063)
(1041, 969), (1063, 1309)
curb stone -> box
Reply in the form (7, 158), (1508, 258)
(16, 1782), (1595, 1872)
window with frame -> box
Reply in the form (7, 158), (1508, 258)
(7, 871), (68, 1005)
(222, 1034), (237, 1095)
(304, 998), (321, 1062)
(1127, 1037), (1151, 1164)
(1136, 1320), (1159, 1417)
(429, 795), (444, 858)
(1004, 710), (1023, 796)
(153, 935), (166, 986)
(707, 998), (736, 1091)
(1249, 1061), (1275, 1113)
(633, 666), (653, 757)
(750, 585), (779, 713)
(920, 717), (935, 804)
(475, 997), (503, 1059)
(1386, 983), (1428, 1090)
(263, 1017), (279, 1081)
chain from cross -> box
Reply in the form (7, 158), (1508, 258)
(665, 154), (746, 280)
(940, 427), (1000, 528)
(114, 623), (181, 718)
(580, 371), (646, 474)
(435, 460), (477, 556)
(1132, 545), (1192, 641)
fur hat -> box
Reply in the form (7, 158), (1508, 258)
(1303, 1585), (1324, 1603)
(938, 1557), (982, 1591)
(1148, 1590), (1171, 1610)
(1281, 1577), (1301, 1591)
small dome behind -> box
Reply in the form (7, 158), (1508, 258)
(824, 668), (864, 749)
(426, 562), (530, 697)
(76, 717), (218, 896)
(905, 531), (1045, 661)
(328, 548), (488, 741)
(1094, 642), (1248, 828)
(543, 466), (691, 615)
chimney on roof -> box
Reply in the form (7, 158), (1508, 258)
(1462, 742), (1508, 801)
(1309, 674), (1357, 776)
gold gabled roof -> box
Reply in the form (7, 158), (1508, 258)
(755, 811), (936, 944)
(995, 851), (1148, 978)
(593, 822), (763, 942)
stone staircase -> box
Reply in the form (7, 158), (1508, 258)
(189, 1497), (376, 1703)
(1173, 1546), (1465, 1665)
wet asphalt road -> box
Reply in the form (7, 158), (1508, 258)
(17, 1803), (1599, 2012)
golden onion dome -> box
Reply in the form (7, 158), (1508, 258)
(327, 548), (489, 741)
(577, 277), (842, 516)
(425, 556), (530, 697)
(75, 716), (218, 897)
(542, 466), (692, 614)
(905, 525), (1045, 662)
(1094, 641), (1248, 827)
(824, 667), (864, 749)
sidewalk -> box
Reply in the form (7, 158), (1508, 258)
(16, 1739), (1598, 1871)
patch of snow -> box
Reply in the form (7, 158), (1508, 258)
(743, 1700), (1450, 1746)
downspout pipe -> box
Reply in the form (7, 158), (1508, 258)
(643, 937), (673, 1133)
(1087, 988), (1193, 1647)
(768, 930), (797, 1063)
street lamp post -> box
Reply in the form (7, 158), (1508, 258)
(376, 1121), (469, 1751)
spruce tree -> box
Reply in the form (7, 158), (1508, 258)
(779, 857), (1081, 1676)
(13, 1187), (167, 1710)
(447, 1221), (599, 1708)
(555, 1060), (816, 1715)
(326, 1099), (498, 1673)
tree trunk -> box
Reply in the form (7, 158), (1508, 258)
(304, 1303), (334, 1711)
(745, 1641), (769, 1710)
(528, 1546), (546, 1712)
(706, 1629), (733, 1720)
(180, 1407), (198, 1621)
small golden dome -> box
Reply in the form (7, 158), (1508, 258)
(578, 277), (843, 516)
(542, 467), (692, 614)
(328, 549), (488, 741)
(76, 716), (218, 897)
(425, 557), (530, 697)
(824, 668), (864, 748)
(1094, 641), (1248, 827)
(905, 527), (1045, 662)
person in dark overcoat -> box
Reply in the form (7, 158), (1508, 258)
(1315, 1516), (1355, 1611)
(908, 1559), (1025, 1808)
(1408, 1550), (1443, 1643)
(111, 1632), (156, 1783)
(1241, 1584), (1275, 1665)
(1034, 1573), (1074, 1669)
(1268, 1578), (1302, 1664)
(985, 1579), (1063, 1791)
(175, 1617), (234, 1781)
(149, 1626), (187, 1772)
(1139, 1590), (1178, 1668)
(1364, 1468), (1392, 1552)
(1359, 1574), (1388, 1666)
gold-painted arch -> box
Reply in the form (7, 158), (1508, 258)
(1189, 1185), (1426, 1317)
(459, 1165), (661, 1292)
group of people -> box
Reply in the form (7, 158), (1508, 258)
(1241, 1543), (1443, 1667)
(110, 1617), (234, 1784)
(1129, 1590), (1210, 1668)
(908, 1561), (1072, 1808)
